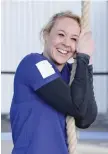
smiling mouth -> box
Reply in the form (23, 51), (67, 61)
(57, 48), (69, 55)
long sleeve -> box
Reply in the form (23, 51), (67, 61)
(75, 64), (98, 128)
(70, 53), (90, 119)
(36, 54), (90, 119)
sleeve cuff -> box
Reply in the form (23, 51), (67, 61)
(76, 53), (90, 65)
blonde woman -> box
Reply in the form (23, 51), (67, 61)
(10, 11), (97, 154)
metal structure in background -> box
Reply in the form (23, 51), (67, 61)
(1, 71), (108, 75)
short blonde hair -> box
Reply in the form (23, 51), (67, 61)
(40, 11), (81, 41)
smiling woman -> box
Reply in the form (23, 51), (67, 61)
(41, 12), (81, 71)
(10, 10), (97, 154)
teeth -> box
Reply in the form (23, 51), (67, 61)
(57, 49), (68, 54)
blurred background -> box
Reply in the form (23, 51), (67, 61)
(1, 0), (108, 154)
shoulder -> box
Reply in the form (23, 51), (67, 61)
(16, 53), (48, 71)
(14, 53), (44, 78)
(15, 53), (59, 80)
(19, 53), (44, 65)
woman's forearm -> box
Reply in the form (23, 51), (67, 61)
(75, 65), (98, 128)
(70, 54), (90, 118)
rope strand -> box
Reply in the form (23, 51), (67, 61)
(66, 1), (91, 154)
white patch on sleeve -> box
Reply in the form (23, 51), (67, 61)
(35, 60), (55, 78)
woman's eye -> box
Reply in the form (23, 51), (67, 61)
(71, 38), (77, 41)
(58, 33), (64, 37)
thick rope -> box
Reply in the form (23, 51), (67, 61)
(81, 1), (91, 31)
(66, 1), (91, 154)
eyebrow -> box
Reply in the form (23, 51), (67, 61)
(58, 30), (79, 38)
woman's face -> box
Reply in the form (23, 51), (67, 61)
(44, 17), (80, 65)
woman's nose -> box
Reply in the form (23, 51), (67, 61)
(63, 38), (71, 47)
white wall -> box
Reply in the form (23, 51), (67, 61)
(1, 0), (108, 114)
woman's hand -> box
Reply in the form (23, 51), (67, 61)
(77, 31), (95, 57)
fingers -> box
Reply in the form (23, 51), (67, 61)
(79, 30), (92, 39)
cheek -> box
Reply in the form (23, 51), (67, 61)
(46, 38), (54, 51)
(50, 36), (62, 47)
(72, 42), (77, 52)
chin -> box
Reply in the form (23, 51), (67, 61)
(52, 54), (69, 65)
(53, 58), (67, 65)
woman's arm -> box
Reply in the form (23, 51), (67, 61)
(36, 54), (89, 119)
(75, 65), (98, 128)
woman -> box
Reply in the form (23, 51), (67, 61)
(10, 11), (97, 154)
